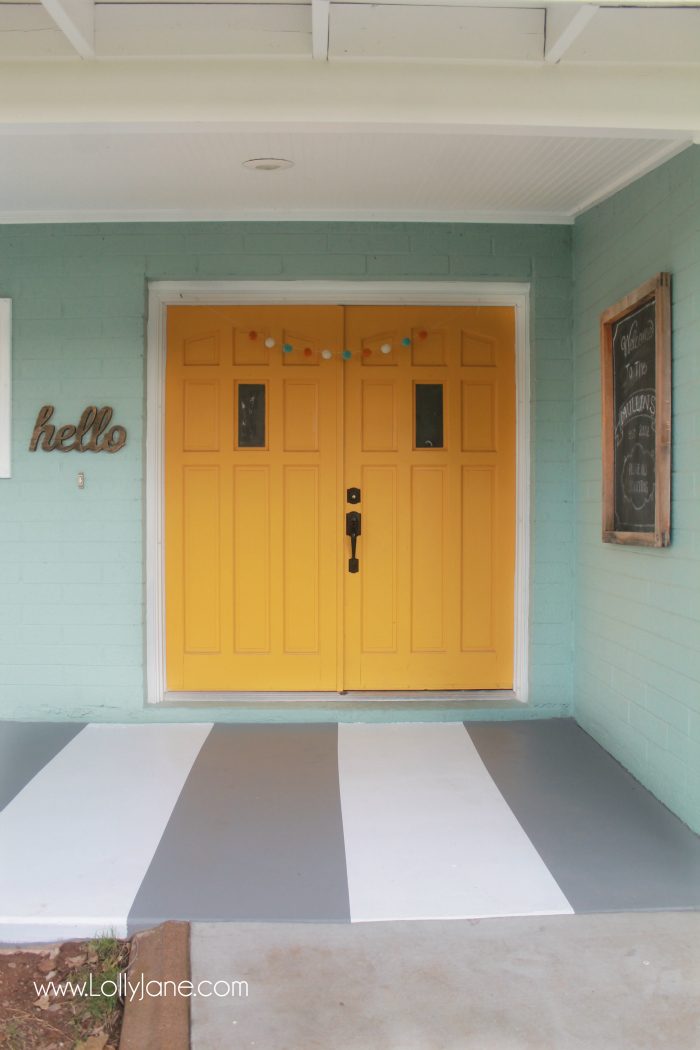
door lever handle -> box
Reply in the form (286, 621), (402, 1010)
(346, 511), (361, 573)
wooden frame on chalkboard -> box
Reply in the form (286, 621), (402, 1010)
(600, 273), (671, 547)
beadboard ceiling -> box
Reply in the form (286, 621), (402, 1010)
(0, 127), (689, 224)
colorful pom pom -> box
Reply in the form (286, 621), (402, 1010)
(342, 350), (352, 360)
(249, 330), (258, 340)
(380, 343), (392, 355)
(304, 347), (313, 357)
(283, 343), (293, 353)
(402, 337), (411, 347)
(362, 348), (372, 357)
(264, 337), (276, 348)
(321, 349), (333, 360)
(419, 330), (428, 340)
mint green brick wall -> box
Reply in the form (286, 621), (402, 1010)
(0, 221), (573, 724)
(573, 146), (700, 832)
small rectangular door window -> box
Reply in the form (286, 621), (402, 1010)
(415, 384), (444, 448)
(237, 383), (266, 448)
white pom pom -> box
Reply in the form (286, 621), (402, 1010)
(264, 337), (276, 348)
(321, 349), (333, 360)
(380, 343), (392, 355)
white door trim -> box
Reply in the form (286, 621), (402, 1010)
(0, 299), (12, 479)
(145, 280), (531, 705)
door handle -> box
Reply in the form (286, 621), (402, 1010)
(346, 511), (361, 574)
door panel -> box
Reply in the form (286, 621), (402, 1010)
(411, 465), (447, 652)
(183, 466), (220, 654)
(165, 305), (343, 691)
(232, 466), (270, 653)
(360, 465), (398, 654)
(343, 306), (515, 690)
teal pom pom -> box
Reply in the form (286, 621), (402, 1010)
(401, 336), (411, 347)
(342, 350), (352, 360)
(282, 343), (293, 353)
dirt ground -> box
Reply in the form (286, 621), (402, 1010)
(0, 938), (129, 1050)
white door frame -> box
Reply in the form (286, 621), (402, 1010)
(146, 280), (531, 705)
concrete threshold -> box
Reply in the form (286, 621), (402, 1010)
(160, 689), (524, 713)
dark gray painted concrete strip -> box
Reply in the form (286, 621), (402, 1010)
(128, 724), (350, 931)
(467, 719), (700, 913)
(0, 722), (86, 813)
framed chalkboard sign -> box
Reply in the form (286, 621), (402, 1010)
(600, 273), (671, 547)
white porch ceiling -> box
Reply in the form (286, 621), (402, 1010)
(0, 1), (698, 223)
(0, 126), (689, 224)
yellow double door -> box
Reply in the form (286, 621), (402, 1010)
(165, 305), (515, 693)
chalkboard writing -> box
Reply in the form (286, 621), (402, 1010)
(612, 299), (656, 532)
(600, 272), (671, 548)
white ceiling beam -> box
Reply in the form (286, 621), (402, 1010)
(312, 0), (330, 60)
(40, 0), (95, 59)
(495, 0), (700, 5)
(545, 4), (598, 64)
(334, 0), (700, 5)
(0, 61), (698, 138)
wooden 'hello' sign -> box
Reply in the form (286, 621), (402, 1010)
(29, 406), (127, 453)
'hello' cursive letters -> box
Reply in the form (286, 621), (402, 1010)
(29, 405), (127, 454)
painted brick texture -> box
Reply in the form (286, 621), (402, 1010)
(573, 146), (700, 832)
(0, 221), (573, 723)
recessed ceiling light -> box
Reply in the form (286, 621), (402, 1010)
(242, 157), (294, 172)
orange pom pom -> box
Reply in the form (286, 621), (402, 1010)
(249, 330), (258, 340)
(304, 347), (313, 357)
(419, 329), (428, 340)
(362, 348), (372, 357)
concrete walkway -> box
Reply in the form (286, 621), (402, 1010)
(190, 913), (700, 1050)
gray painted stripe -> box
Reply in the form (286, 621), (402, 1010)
(467, 719), (700, 913)
(0, 722), (86, 813)
(127, 724), (350, 931)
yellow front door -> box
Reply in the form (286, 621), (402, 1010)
(343, 307), (516, 689)
(165, 306), (343, 691)
(165, 304), (516, 693)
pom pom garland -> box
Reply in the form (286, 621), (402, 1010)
(236, 326), (425, 359)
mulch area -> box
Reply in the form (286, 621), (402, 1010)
(0, 938), (129, 1050)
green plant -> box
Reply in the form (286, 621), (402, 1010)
(70, 933), (129, 1037)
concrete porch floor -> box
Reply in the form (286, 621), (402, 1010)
(190, 913), (700, 1050)
(1, 718), (700, 942)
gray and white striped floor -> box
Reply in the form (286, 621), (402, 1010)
(1, 720), (699, 943)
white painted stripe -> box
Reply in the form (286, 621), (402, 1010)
(338, 723), (573, 922)
(0, 723), (212, 943)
